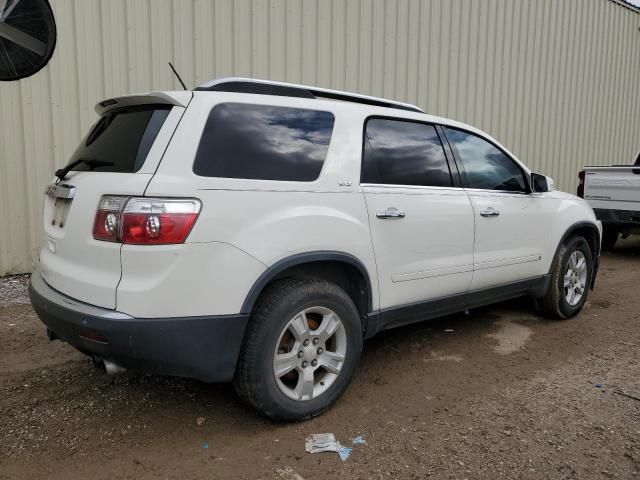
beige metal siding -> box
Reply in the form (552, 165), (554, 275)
(0, 0), (639, 275)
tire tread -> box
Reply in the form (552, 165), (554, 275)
(536, 235), (592, 320)
(234, 277), (361, 421)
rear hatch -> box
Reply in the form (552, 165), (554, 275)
(39, 92), (191, 309)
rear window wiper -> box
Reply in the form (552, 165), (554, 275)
(54, 158), (115, 182)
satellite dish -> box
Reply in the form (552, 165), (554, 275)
(0, 0), (56, 81)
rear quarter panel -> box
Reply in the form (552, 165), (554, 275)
(130, 93), (380, 315)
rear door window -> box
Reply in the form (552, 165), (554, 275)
(362, 118), (452, 187)
(193, 103), (335, 181)
(68, 105), (171, 173)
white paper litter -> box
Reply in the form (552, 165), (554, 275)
(305, 433), (352, 461)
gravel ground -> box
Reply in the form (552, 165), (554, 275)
(1, 238), (639, 479)
(0, 274), (30, 306)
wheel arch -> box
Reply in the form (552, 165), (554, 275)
(551, 221), (601, 288)
(240, 251), (374, 322)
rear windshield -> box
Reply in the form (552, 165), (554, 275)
(193, 103), (335, 181)
(68, 105), (171, 173)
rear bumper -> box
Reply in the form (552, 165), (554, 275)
(593, 208), (640, 233)
(28, 270), (249, 383)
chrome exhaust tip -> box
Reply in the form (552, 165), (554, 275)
(103, 359), (126, 375)
(93, 357), (126, 376)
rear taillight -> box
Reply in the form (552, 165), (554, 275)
(121, 198), (201, 245)
(93, 196), (201, 245)
(93, 196), (128, 242)
(577, 170), (585, 198)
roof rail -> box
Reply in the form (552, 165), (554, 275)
(194, 77), (424, 113)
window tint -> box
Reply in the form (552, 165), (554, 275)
(69, 105), (171, 173)
(193, 103), (334, 181)
(446, 127), (527, 192)
(362, 119), (452, 187)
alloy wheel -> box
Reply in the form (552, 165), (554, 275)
(564, 250), (588, 306)
(272, 306), (347, 401)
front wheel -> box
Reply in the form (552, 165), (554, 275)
(535, 235), (593, 319)
(234, 278), (363, 421)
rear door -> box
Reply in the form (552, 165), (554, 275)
(39, 97), (188, 309)
(361, 118), (475, 313)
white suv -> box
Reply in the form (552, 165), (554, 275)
(29, 78), (602, 421)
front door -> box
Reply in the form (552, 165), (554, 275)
(361, 118), (475, 311)
(444, 127), (550, 291)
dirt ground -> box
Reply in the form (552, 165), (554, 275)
(1, 239), (640, 480)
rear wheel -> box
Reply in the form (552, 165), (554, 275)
(234, 278), (362, 421)
(535, 235), (593, 319)
(601, 228), (619, 251)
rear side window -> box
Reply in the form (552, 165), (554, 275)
(69, 105), (171, 173)
(362, 118), (452, 187)
(193, 103), (335, 181)
(446, 127), (527, 192)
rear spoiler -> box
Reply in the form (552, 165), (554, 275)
(95, 91), (193, 115)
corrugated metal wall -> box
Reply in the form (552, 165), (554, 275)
(0, 0), (639, 275)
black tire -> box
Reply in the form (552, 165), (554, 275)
(234, 278), (363, 422)
(535, 235), (593, 319)
(601, 228), (619, 251)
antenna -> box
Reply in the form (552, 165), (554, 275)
(168, 61), (187, 91)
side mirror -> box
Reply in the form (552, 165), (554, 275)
(531, 173), (555, 192)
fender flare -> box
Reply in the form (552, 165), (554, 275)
(550, 221), (601, 288)
(240, 251), (374, 315)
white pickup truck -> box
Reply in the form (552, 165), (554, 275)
(579, 152), (640, 250)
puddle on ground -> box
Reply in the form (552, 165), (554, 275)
(487, 319), (533, 355)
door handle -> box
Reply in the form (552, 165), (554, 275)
(376, 207), (405, 219)
(480, 207), (500, 217)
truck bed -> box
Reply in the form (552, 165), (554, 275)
(583, 166), (640, 212)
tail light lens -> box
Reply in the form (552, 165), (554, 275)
(93, 196), (201, 245)
(93, 196), (128, 242)
(577, 170), (585, 198)
(121, 198), (201, 244)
